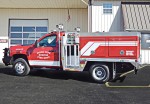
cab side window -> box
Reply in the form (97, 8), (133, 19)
(38, 35), (57, 47)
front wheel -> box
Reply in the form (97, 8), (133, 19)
(90, 64), (110, 83)
(13, 58), (30, 76)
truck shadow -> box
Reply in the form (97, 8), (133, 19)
(29, 70), (95, 83)
(0, 66), (15, 75)
(0, 67), (95, 83)
(0, 66), (129, 84)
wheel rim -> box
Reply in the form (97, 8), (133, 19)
(15, 62), (25, 74)
(92, 66), (106, 81)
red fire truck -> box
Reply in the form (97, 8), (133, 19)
(3, 24), (141, 83)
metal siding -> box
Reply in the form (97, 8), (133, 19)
(92, 1), (123, 32)
(138, 5), (146, 29)
(122, 3), (150, 30)
(131, 5), (139, 29)
(141, 50), (150, 64)
(141, 34), (150, 64)
(122, 5), (128, 29)
(126, 5), (133, 29)
(142, 5), (149, 29)
(88, 6), (92, 32)
(145, 5), (150, 29)
(134, 5), (142, 29)
(0, 8), (88, 37)
(130, 5), (137, 29)
(92, 6), (98, 32)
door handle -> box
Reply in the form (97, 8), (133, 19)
(49, 50), (56, 52)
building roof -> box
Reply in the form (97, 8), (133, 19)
(0, 0), (88, 9)
(122, 2), (150, 32)
(94, 0), (150, 1)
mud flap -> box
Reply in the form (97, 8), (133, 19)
(113, 62), (116, 79)
(134, 67), (138, 74)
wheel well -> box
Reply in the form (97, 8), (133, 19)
(83, 61), (112, 71)
(83, 61), (134, 73)
(83, 61), (135, 81)
(12, 54), (29, 64)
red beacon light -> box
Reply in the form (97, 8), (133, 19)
(56, 24), (64, 30)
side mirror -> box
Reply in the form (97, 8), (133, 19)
(34, 40), (38, 48)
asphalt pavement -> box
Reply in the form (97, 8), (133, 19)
(108, 66), (150, 87)
(0, 64), (150, 104)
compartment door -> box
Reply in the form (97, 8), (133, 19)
(108, 37), (138, 58)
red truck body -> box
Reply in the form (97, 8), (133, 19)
(80, 36), (139, 59)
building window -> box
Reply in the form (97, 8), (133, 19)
(103, 3), (112, 14)
(9, 20), (48, 46)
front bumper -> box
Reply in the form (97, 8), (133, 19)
(2, 48), (11, 66)
(2, 56), (11, 66)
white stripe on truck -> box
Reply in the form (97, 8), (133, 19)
(29, 60), (59, 66)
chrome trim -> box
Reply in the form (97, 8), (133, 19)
(80, 58), (137, 63)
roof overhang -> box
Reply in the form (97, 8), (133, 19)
(0, 0), (88, 9)
(94, 0), (150, 1)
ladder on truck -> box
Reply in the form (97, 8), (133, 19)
(61, 32), (80, 70)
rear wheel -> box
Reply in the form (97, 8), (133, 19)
(13, 58), (30, 76)
(90, 64), (110, 83)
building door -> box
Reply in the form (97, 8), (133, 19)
(9, 19), (48, 46)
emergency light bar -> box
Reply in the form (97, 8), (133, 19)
(56, 24), (64, 30)
(75, 27), (80, 32)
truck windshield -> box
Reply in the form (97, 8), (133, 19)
(38, 35), (56, 47)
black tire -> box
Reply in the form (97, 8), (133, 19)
(13, 58), (30, 76)
(90, 64), (110, 83)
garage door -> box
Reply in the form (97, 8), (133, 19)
(9, 19), (48, 46)
(141, 34), (150, 64)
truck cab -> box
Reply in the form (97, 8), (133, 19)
(3, 31), (65, 75)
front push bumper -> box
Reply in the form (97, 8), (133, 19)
(2, 56), (11, 66)
(2, 48), (11, 66)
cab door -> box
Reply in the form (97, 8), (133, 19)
(28, 35), (60, 67)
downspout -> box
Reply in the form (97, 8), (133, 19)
(88, 0), (92, 32)
(81, 0), (93, 32)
